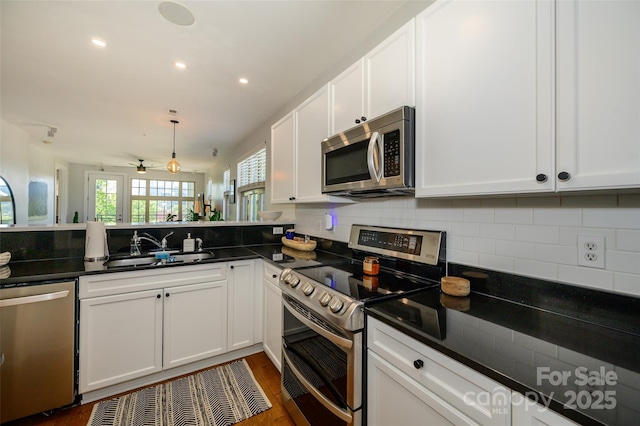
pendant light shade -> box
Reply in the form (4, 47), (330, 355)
(167, 119), (181, 174)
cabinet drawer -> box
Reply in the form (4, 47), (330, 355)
(367, 317), (510, 426)
(263, 262), (283, 285)
(79, 263), (226, 299)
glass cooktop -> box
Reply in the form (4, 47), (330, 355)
(295, 262), (438, 303)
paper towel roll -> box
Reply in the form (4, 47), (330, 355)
(85, 221), (108, 261)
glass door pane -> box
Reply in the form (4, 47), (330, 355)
(88, 173), (124, 224)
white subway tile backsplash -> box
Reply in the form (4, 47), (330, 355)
(296, 195), (639, 294)
(616, 229), (640, 252)
(480, 223), (515, 240)
(583, 208), (640, 229)
(613, 272), (640, 296)
(494, 208), (533, 225)
(533, 208), (582, 227)
(534, 243), (577, 266)
(515, 225), (560, 244)
(496, 240), (535, 259)
(448, 249), (479, 266)
(607, 250), (640, 275)
(557, 265), (614, 291)
(514, 259), (558, 280)
(477, 254), (514, 272)
(437, 207), (463, 222)
(463, 237), (495, 254)
(451, 222), (480, 237)
(462, 208), (495, 223)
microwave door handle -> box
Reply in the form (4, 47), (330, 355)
(367, 131), (383, 182)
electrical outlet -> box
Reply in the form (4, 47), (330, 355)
(273, 227), (283, 235)
(577, 235), (605, 269)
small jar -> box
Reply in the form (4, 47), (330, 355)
(363, 256), (380, 275)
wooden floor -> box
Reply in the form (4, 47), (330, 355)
(6, 352), (295, 426)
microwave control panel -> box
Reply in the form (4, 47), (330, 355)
(383, 129), (401, 177)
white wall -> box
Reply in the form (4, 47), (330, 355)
(0, 120), (29, 224)
(295, 194), (640, 297)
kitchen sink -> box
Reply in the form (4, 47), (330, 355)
(104, 251), (215, 269)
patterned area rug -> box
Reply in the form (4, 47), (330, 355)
(87, 359), (272, 426)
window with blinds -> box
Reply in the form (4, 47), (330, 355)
(237, 147), (266, 191)
(223, 169), (231, 193)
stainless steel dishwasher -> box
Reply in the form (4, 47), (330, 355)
(0, 280), (76, 423)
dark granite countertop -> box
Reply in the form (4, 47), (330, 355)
(366, 266), (640, 426)
(0, 244), (351, 287)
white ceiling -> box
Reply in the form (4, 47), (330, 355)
(1, 0), (406, 173)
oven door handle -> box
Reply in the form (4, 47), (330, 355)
(282, 349), (353, 423)
(283, 297), (353, 350)
(367, 131), (383, 183)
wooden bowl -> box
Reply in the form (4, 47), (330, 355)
(281, 236), (317, 252)
(441, 276), (470, 297)
(440, 293), (470, 311)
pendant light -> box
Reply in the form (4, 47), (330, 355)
(166, 119), (181, 174)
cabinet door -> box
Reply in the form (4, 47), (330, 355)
(163, 280), (227, 369)
(79, 289), (162, 393)
(227, 260), (256, 351)
(330, 58), (365, 135)
(415, 0), (554, 197)
(511, 392), (578, 426)
(368, 350), (475, 426)
(556, 0), (640, 191)
(263, 263), (283, 372)
(270, 111), (296, 203)
(295, 84), (331, 202)
(366, 19), (416, 119)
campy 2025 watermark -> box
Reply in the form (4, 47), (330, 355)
(462, 366), (618, 414)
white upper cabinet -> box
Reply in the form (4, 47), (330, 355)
(415, 0), (555, 197)
(556, 0), (640, 191)
(295, 84), (332, 202)
(330, 59), (366, 135)
(331, 19), (416, 135)
(366, 19), (416, 121)
(271, 85), (354, 204)
(270, 111), (296, 204)
(415, 0), (639, 197)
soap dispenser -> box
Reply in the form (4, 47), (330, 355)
(183, 233), (195, 252)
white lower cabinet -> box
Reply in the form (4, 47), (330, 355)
(227, 260), (257, 351)
(367, 317), (510, 426)
(163, 281), (227, 369)
(511, 392), (578, 426)
(262, 262), (283, 372)
(79, 263), (228, 394)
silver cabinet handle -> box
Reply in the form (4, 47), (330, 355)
(0, 290), (70, 308)
(282, 349), (353, 423)
(366, 131), (383, 183)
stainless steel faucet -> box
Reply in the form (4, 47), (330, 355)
(135, 232), (174, 251)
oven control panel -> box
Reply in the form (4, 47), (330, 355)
(279, 268), (363, 331)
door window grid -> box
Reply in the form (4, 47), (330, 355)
(95, 179), (118, 223)
(131, 179), (195, 223)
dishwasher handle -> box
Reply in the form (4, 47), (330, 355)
(0, 290), (70, 308)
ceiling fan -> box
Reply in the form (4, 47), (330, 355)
(127, 159), (157, 174)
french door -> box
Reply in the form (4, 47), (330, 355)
(87, 172), (124, 224)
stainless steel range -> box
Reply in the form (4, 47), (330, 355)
(279, 225), (446, 426)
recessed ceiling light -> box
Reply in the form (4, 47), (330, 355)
(239, 78), (249, 84)
(159, 1), (195, 26)
(91, 38), (107, 47)
(174, 61), (187, 69)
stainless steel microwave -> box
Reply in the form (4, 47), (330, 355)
(321, 106), (415, 197)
